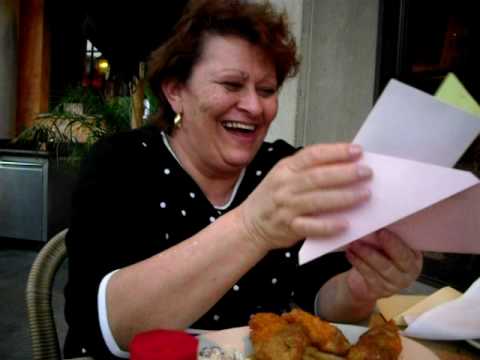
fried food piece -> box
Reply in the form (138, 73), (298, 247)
(282, 308), (351, 355)
(249, 312), (289, 344)
(255, 324), (310, 360)
(303, 346), (346, 360)
(346, 321), (402, 360)
(249, 313), (309, 360)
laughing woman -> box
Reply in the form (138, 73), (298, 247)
(64, 1), (423, 359)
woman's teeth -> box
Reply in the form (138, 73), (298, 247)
(222, 121), (256, 132)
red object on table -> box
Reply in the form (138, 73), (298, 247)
(130, 329), (199, 360)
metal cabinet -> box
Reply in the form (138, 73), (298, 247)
(0, 151), (76, 242)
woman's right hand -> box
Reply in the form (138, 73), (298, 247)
(239, 143), (372, 251)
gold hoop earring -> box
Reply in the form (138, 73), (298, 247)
(174, 113), (182, 128)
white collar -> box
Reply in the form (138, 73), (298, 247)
(161, 132), (245, 210)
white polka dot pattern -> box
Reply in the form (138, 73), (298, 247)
(70, 130), (306, 334)
(150, 136), (301, 328)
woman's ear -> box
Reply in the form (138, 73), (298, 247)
(161, 78), (183, 114)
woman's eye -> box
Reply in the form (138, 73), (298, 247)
(222, 82), (242, 91)
(257, 87), (277, 97)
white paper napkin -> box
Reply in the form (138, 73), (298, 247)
(403, 277), (480, 340)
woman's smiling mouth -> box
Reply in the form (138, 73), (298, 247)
(221, 120), (259, 144)
(222, 121), (257, 133)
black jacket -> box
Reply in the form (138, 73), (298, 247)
(63, 125), (350, 359)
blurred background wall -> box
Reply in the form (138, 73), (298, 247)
(296, 0), (379, 146)
(265, 0), (380, 146)
(0, 0), (18, 140)
(265, 0), (303, 145)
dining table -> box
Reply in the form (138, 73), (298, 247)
(135, 301), (480, 359)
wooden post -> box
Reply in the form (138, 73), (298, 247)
(130, 62), (145, 129)
(0, 0), (18, 139)
(16, 0), (50, 134)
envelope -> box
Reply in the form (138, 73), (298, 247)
(353, 78), (480, 167)
(377, 287), (462, 326)
(299, 75), (480, 264)
(299, 153), (480, 263)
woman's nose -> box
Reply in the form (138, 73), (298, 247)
(238, 88), (262, 117)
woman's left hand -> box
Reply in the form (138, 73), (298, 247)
(345, 229), (423, 303)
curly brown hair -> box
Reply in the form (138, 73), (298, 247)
(147, 0), (300, 133)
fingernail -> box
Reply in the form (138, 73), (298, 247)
(345, 250), (354, 261)
(358, 188), (371, 199)
(349, 144), (362, 156)
(357, 165), (372, 178)
(332, 219), (349, 232)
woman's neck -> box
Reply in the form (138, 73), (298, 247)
(165, 133), (243, 207)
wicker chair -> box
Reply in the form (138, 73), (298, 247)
(25, 229), (94, 360)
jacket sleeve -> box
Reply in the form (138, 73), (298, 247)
(64, 133), (156, 359)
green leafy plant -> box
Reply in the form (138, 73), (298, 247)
(12, 86), (131, 167)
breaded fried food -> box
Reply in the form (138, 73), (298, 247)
(346, 321), (402, 360)
(252, 324), (310, 360)
(249, 312), (289, 344)
(282, 309), (351, 356)
(303, 346), (346, 360)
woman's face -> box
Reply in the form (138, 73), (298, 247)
(167, 34), (279, 174)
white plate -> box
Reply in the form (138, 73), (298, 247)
(199, 324), (440, 359)
(467, 338), (480, 350)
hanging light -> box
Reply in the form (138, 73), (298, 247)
(97, 58), (110, 74)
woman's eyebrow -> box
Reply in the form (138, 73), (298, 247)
(214, 69), (249, 79)
(214, 69), (277, 85)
